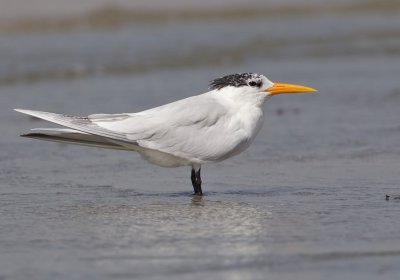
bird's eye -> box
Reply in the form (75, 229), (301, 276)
(248, 80), (262, 87)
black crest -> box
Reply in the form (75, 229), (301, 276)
(209, 73), (262, 90)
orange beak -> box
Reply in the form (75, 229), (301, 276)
(265, 83), (318, 95)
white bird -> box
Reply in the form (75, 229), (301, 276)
(15, 73), (317, 195)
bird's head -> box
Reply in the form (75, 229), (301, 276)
(209, 73), (317, 105)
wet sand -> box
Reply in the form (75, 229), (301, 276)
(1, 2), (400, 279)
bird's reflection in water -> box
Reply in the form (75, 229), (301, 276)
(74, 196), (270, 256)
(190, 195), (205, 206)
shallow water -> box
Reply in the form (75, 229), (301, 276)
(1, 3), (400, 280)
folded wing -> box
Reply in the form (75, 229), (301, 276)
(16, 93), (247, 162)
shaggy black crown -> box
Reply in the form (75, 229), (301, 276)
(209, 73), (263, 90)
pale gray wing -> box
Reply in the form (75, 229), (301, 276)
(92, 94), (248, 162)
(92, 94), (225, 138)
(16, 93), (248, 162)
(14, 109), (133, 143)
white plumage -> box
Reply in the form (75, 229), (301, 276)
(15, 73), (316, 195)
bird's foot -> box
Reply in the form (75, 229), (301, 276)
(192, 192), (203, 196)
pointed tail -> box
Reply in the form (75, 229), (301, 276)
(21, 128), (133, 151)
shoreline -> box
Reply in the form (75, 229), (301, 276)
(0, 1), (399, 35)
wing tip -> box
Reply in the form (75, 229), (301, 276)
(14, 108), (32, 114)
(20, 133), (32, 138)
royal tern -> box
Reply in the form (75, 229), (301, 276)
(15, 73), (317, 195)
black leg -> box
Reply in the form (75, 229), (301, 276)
(191, 168), (198, 193)
(191, 167), (203, 196)
(195, 168), (202, 195)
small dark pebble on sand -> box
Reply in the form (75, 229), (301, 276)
(385, 195), (400, 201)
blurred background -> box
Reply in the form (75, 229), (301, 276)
(1, 0), (400, 279)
